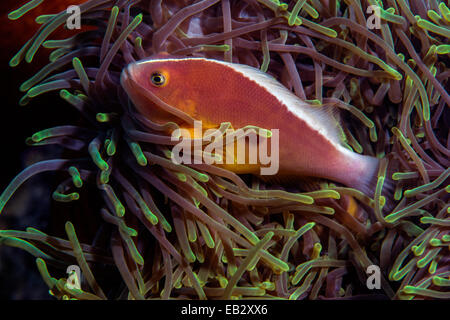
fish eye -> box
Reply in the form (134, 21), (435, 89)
(150, 72), (166, 86)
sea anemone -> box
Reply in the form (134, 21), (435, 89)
(0, 0), (448, 300)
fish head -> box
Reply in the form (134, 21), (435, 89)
(121, 56), (208, 124)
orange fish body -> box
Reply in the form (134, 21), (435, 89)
(121, 56), (381, 196)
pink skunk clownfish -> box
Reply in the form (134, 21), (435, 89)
(120, 54), (392, 200)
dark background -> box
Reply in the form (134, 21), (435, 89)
(0, 0), (84, 300)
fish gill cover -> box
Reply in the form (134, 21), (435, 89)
(0, 0), (448, 300)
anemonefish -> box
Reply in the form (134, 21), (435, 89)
(120, 54), (387, 198)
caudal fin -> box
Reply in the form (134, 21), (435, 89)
(350, 155), (397, 214)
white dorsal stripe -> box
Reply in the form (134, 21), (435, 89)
(135, 57), (345, 150)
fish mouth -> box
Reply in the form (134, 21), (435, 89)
(120, 63), (135, 92)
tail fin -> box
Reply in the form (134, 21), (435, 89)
(349, 155), (397, 214)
